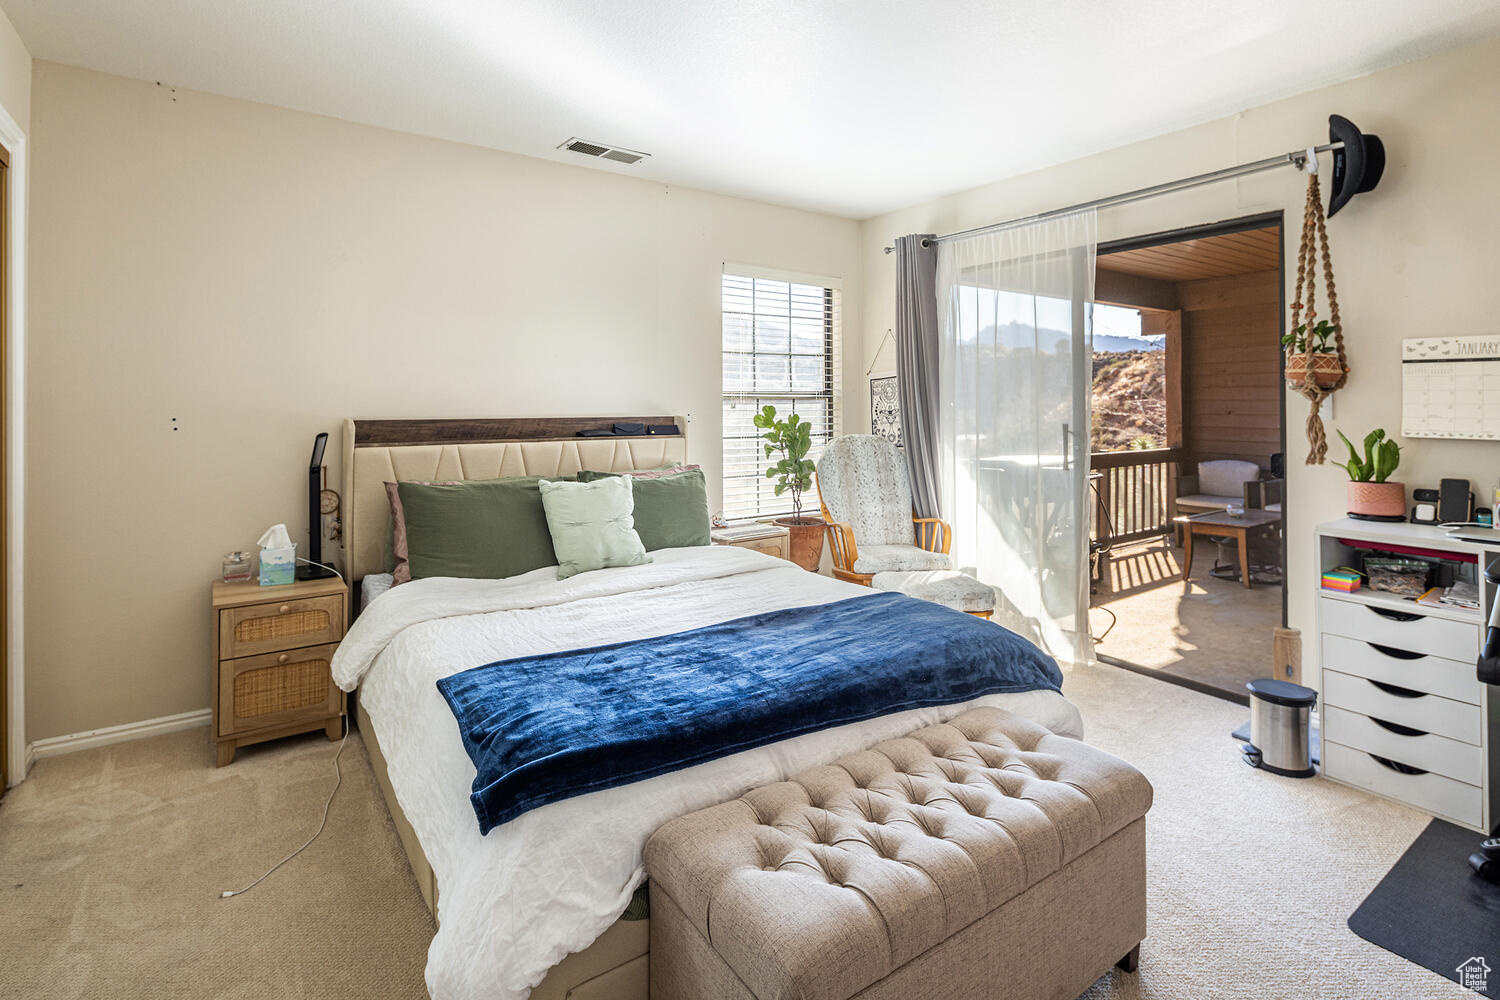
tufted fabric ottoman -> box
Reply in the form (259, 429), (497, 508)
(645, 707), (1152, 1000)
(870, 569), (996, 619)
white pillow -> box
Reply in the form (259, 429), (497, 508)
(538, 476), (652, 580)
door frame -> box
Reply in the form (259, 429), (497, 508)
(1093, 211), (1287, 705)
(1096, 209), (1288, 626)
(0, 101), (25, 789)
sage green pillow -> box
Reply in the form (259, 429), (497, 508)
(577, 469), (711, 551)
(538, 476), (651, 579)
(397, 477), (563, 580)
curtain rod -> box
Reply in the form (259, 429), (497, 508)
(881, 140), (1343, 253)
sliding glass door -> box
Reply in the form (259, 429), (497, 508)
(936, 211), (1096, 664)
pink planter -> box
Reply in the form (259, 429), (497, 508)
(1347, 481), (1406, 519)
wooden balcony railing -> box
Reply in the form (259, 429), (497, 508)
(1091, 448), (1181, 549)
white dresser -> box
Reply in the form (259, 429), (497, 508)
(1315, 519), (1499, 833)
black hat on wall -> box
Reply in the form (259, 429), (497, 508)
(1327, 114), (1385, 217)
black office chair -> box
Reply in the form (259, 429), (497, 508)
(1471, 564), (1500, 882)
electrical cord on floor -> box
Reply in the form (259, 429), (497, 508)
(1091, 604), (1117, 644)
(221, 554), (348, 900)
(220, 716), (347, 899)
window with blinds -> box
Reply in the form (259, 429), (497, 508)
(721, 268), (842, 522)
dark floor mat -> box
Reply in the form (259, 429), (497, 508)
(1231, 720), (1320, 765)
(1348, 818), (1500, 997)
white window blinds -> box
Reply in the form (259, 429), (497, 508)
(721, 267), (842, 522)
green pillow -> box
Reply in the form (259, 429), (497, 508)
(538, 476), (651, 579)
(577, 469), (711, 551)
(397, 477), (563, 580)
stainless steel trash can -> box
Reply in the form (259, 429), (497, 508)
(1243, 678), (1317, 778)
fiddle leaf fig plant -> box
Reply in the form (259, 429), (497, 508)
(753, 404), (817, 520)
(1336, 428), (1401, 483)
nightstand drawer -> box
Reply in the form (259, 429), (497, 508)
(739, 535), (787, 559)
(219, 594), (344, 659)
(712, 529), (791, 560)
(217, 643), (342, 737)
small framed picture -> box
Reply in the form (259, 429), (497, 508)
(870, 374), (902, 447)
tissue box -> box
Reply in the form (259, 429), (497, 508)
(259, 544), (297, 586)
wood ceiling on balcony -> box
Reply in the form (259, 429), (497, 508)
(1098, 226), (1280, 280)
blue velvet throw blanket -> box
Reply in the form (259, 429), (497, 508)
(437, 592), (1064, 834)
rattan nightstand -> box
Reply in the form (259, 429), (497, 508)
(711, 525), (790, 560)
(210, 576), (348, 766)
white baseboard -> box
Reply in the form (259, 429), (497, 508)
(26, 708), (212, 764)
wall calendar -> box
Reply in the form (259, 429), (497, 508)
(1401, 336), (1500, 440)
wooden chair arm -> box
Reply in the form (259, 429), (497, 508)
(1245, 478), (1284, 509)
(913, 517), (952, 555)
(824, 520), (860, 573)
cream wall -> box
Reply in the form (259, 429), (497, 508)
(857, 36), (1500, 680)
(26, 62), (860, 741)
(0, 5), (28, 132)
(0, 5), (27, 786)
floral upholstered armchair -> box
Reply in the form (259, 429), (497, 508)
(815, 435), (952, 586)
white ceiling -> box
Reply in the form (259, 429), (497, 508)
(6, 0), (1500, 219)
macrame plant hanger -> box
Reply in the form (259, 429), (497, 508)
(1287, 161), (1349, 464)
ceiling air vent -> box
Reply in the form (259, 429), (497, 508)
(558, 137), (650, 165)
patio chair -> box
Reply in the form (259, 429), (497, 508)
(815, 435), (951, 586)
(1175, 459), (1266, 543)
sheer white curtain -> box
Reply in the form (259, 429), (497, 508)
(936, 210), (1097, 664)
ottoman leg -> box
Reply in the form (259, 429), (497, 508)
(1116, 944), (1141, 973)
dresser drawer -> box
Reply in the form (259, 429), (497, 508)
(1322, 669), (1481, 745)
(1322, 705), (1482, 785)
(219, 594), (345, 658)
(1319, 597), (1477, 662)
(1323, 740), (1482, 829)
(1321, 634), (1480, 704)
(217, 642), (343, 737)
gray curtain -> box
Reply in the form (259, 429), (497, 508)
(894, 234), (941, 519)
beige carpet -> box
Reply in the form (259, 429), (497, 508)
(1090, 537), (1283, 698)
(0, 728), (434, 999)
(0, 666), (1475, 999)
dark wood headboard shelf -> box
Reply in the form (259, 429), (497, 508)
(352, 416), (681, 448)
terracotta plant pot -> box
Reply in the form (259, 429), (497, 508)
(775, 516), (826, 572)
(1285, 352), (1345, 388)
(1347, 480), (1406, 519)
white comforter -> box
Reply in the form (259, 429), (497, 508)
(332, 546), (1083, 1000)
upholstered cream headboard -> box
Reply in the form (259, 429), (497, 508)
(341, 416), (689, 582)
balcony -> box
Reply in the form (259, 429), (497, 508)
(1089, 447), (1282, 702)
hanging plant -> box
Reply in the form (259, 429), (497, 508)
(1286, 170), (1349, 463)
(1282, 319), (1343, 388)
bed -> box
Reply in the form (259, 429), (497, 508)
(333, 416), (1085, 1000)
